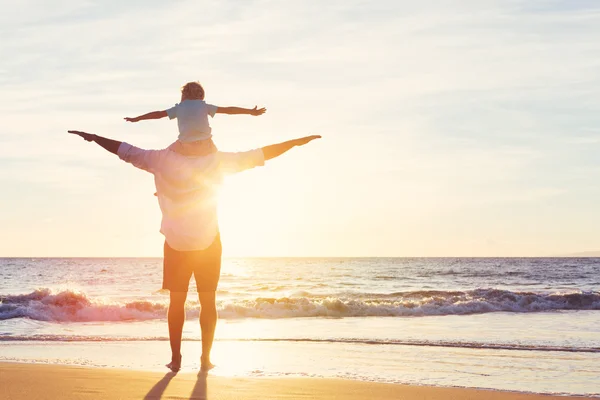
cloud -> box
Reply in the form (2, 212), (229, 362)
(2, 0), (600, 255)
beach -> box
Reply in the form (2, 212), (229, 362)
(4, 0), (600, 398)
(1, 257), (599, 396)
(0, 362), (588, 400)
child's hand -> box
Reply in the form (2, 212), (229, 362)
(124, 117), (139, 123)
(250, 106), (266, 116)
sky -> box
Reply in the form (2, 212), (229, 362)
(1, 0), (600, 257)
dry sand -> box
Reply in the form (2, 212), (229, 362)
(0, 362), (585, 400)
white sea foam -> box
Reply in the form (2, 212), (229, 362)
(1, 288), (599, 322)
(1, 334), (598, 354)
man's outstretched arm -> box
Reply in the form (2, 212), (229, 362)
(261, 135), (321, 161)
(68, 130), (159, 173)
(68, 130), (121, 155)
(218, 135), (321, 175)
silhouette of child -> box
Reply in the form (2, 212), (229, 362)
(124, 81), (266, 157)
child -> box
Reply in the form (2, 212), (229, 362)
(124, 81), (266, 156)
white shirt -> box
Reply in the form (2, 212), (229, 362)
(117, 143), (265, 251)
(166, 100), (219, 143)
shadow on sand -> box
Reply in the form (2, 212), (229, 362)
(190, 371), (208, 399)
(144, 371), (208, 400)
(144, 371), (177, 399)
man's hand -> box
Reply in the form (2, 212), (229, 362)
(261, 135), (321, 161)
(250, 106), (267, 116)
(293, 135), (321, 146)
(68, 130), (96, 142)
(67, 130), (122, 155)
(124, 117), (139, 122)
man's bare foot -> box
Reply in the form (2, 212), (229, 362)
(200, 356), (215, 372)
(166, 354), (182, 372)
(200, 361), (215, 372)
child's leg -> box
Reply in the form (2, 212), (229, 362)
(169, 139), (218, 157)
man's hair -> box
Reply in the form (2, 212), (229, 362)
(181, 81), (205, 100)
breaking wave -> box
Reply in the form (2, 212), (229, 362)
(1, 288), (599, 322)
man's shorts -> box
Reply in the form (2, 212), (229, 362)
(162, 235), (222, 293)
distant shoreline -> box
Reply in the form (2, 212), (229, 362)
(556, 252), (600, 257)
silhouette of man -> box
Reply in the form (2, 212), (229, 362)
(68, 129), (320, 371)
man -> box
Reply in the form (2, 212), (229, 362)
(68, 129), (320, 372)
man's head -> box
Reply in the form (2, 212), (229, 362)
(181, 81), (205, 101)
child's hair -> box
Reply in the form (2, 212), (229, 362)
(181, 81), (205, 101)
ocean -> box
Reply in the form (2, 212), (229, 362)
(1, 257), (599, 396)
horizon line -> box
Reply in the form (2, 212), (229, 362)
(2, 254), (600, 259)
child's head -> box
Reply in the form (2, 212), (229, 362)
(181, 81), (205, 101)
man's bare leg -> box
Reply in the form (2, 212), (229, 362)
(198, 291), (217, 370)
(167, 291), (187, 371)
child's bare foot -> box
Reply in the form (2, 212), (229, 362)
(166, 354), (181, 372)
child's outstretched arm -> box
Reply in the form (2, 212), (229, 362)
(216, 106), (266, 116)
(124, 110), (168, 123)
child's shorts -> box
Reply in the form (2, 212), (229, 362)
(167, 138), (218, 156)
